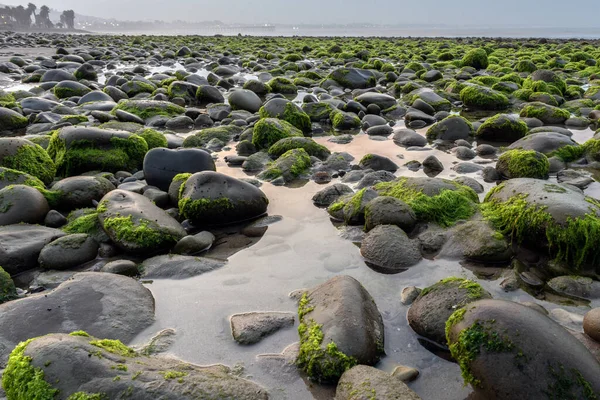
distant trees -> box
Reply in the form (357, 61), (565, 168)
(0, 3), (75, 30)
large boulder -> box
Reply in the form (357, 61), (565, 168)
(426, 115), (474, 141)
(0, 107), (28, 131)
(335, 365), (422, 400)
(228, 88), (262, 113)
(258, 148), (312, 183)
(2, 332), (268, 399)
(0, 138), (55, 185)
(0, 185), (49, 226)
(360, 225), (422, 273)
(438, 220), (512, 262)
(0, 225), (65, 275)
(143, 147), (216, 191)
(0, 272), (154, 364)
(98, 189), (186, 253)
(446, 299), (600, 398)
(259, 98), (311, 132)
(460, 85), (509, 110)
(495, 149), (549, 179)
(297, 275), (384, 382)
(38, 234), (99, 270)
(475, 114), (529, 142)
(50, 176), (115, 210)
(268, 137), (330, 160)
(178, 171), (269, 225)
(47, 127), (148, 176)
(355, 92), (397, 110)
(482, 178), (600, 269)
(252, 118), (303, 150)
(519, 102), (571, 125)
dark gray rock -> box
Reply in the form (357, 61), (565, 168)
(230, 312), (295, 345)
(143, 147), (216, 191)
(38, 234), (98, 270)
(140, 254), (225, 279)
(0, 185), (49, 226)
(0, 225), (66, 275)
(360, 225), (422, 273)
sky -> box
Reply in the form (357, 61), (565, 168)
(1, 0), (599, 27)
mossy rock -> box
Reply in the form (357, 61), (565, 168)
(53, 81), (92, 99)
(408, 277), (492, 345)
(120, 80), (157, 97)
(461, 48), (489, 70)
(268, 137), (330, 160)
(496, 149), (549, 179)
(425, 115), (474, 141)
(327, 67), (377, 89)
(47, 127), (148, 177)
(330, 110), (361, 130)
(482, 178), (600, 269)
(259, 98), (311, 132)
(252, 118), (303, 150)
(519, 101), (571, 124)
(374, 177), (479, 227)
(111, 99), (185, 120)
(301, 102), (335, 122)
(137, 128), (168, 149)
(182, 125), (243, 148)
(98, 189), (186, 253)
(0, 108), (28, 131)
(525, 69), (567, 94)
(267, 77), (297, 94)
(475, 114), (529, 142)
(404, 88), (452, 112)
(460, 85), (509, 110)
(0, 266), (16, 304)
(0, 138), (55, 185)
(258, 148), (312, 183)
(446, 299), (600, 396)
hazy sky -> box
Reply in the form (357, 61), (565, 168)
(2, 0), (599, 26)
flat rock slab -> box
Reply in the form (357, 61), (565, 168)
(140, 254), (225, 279)
(0, 272), (154, 366)
(0, 224), (65, 275)
(230, 312), (295, 345)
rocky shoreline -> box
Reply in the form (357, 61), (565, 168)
(0, 32), (600, 399)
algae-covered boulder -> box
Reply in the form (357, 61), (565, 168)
(482, 178), (600, 269)
(426, 115), (474, 141)
(446, 299), (600, 398)
(182, 125), (243, 148)
(335, 365), (422, 400)
(373, 177), (479, 227)
(439, 220), (512, 262)
(258, 148), (312, 183)
(525, 69), (567, 94)
(519, 101), (571, 125)
(47, 127), (148, 177)
(2, 333), (268, 400)
(408, 277), (492, 346)
(461, 48), (489, 69)
(178, 171), (269, 225)
(330, 110), (361, 130)
(328, 67), (377, 89)
(98, 189), (186, 253)
(460, 85), (509, 110)
(111, 99), (185, 120)
(475, 114), (529, 142)
(297, 275), (384, 382)
(53, 80), (91, 98)
(259, 98), (311, 132)
(268, 137), (330, 160)
(0, 107), (28, 131)
(496, 149), (549, 179)
(508, 131), (577, 155)
(0, 266), (16, 304)
(405, 88), (452, 112)
(0, 138), (55, 185)
(50, 176), (115, 210)
(252, 118), (303, 150)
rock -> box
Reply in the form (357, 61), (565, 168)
(475, 114), (529, 142)
(360, 225), (422, 273)
(328, 188), (378, 225)
(496, 149), (549, 179)
(508, 132), (577, 155)
(143, 147), (216, 191)
(359, 154), (398, 172)
(138, 328), (176, 355)
(38, 234), (98, 270)
(406, 88), (451, 111)
(297, 275), (384, 382)
(51, 176), (115, 210)
(0, 107), (28, 131)
(453, 176), (484, 193)
(335, 365), (421, 400)
(0, 272), (154, 364)
(439, 220), (512, 262)
(98, 189), (186, 253)
(259, 98), (311, 132)
(312, 184), (354, 207)
(228, 89), (262, 113)
(391, 365), (420, 383)
(446, 299), (600, 398)
(364, 196), (417, 233)
(100, 259), (138, 276)
(400, 286), (421, 305)
(460, 85), (509, 110)
(179, 171), (269, 224)
(328, 68), (377, 89)
(0, 185), (49, 226)
(584, 308), (600, 343)
(454, 146), (476, 160)
(2, 332), (268, 399)
(173, 231), (215, 255)
(393, 128), (427, 147)
(482, 178), (600, 269)
(0, 225), (65, 275)
(0, 138), (55, 185)
(407, 277), (492, 345)
(111, 99), (185, 121)
(258, 148), (312, 183)
(331, 110), (361, 130)
(230, 312), (295, 345)
(140, 254), (225, 279)
(422, 155), (444, 172)
(53, 80), (91, 98)
(452, 162), (484, 174)
(547, 276), (600, 300)
(356, 170), (396, 189)
(355, 92), (396, 110)
(520, 101), (571, 124)
(426, 115), (474, 141)
(252, 117), (303, 150)
(268, 137), (330, 160)
(47, 127), (147, 176)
